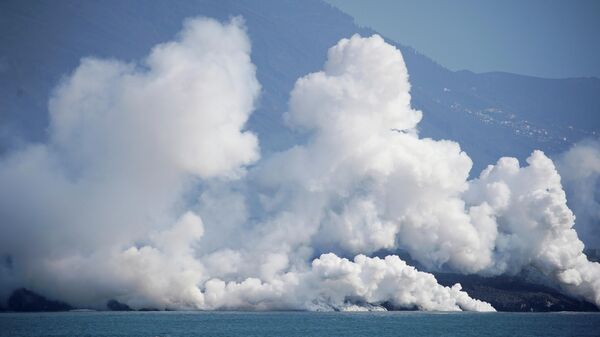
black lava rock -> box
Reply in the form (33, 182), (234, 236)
(434, 273), (599, 312)
(106, 299), (132, 311)
(8, 288), (73, 312)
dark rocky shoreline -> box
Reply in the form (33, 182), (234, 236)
(434, 273), (598, 312)
(2, 280), (597, 313)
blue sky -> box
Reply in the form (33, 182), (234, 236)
(325, 0), (600, 79)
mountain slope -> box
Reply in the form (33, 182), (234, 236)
(1, 0), (599, 174)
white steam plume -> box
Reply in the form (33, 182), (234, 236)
(556, 140), (600, 248)
(466, 151), (600, 306)
(245, 34), (600, 307)
(199, 254), (493, 312)
(0, 18), (492, 311)
(0, 17), (260, 307)
(1, 17), (598, 311)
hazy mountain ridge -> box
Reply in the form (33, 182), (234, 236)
(2, 0), (598, 172)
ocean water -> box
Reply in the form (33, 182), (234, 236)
(1, 311), (600, 337)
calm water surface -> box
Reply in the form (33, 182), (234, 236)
(1, 311), (599, 337)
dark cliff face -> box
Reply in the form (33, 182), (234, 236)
(7, 288), (73, 312)
(434, 273), (599, 312)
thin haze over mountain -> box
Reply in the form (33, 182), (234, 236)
(326, 0), (600, 79)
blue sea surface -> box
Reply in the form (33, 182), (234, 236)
(1, 311), (599, 337)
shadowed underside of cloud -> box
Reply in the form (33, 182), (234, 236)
(0, 16), (598, 312)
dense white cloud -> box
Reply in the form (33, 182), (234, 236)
(1, 19), (598, 312)
(556, 140), (600, 248)
(466, 151), (600, 305)
(0, 17), (259, 308)
(253, 34), (491, 274)
(246, 34), (600, 307)
(198, 254), (494, 311)
(0, 19), (492, 312)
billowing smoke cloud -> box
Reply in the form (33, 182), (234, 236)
(466, 151), (600, 305)
(245, 34), (600, 307)
(198, 253), (493, 311)
(0, 17), (598, 311)
(557, 140), (600, 248)
(0, 17), (491, 312)
(0, 17), (260, 307)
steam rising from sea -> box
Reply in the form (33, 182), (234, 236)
(0, 17), (598, 311)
